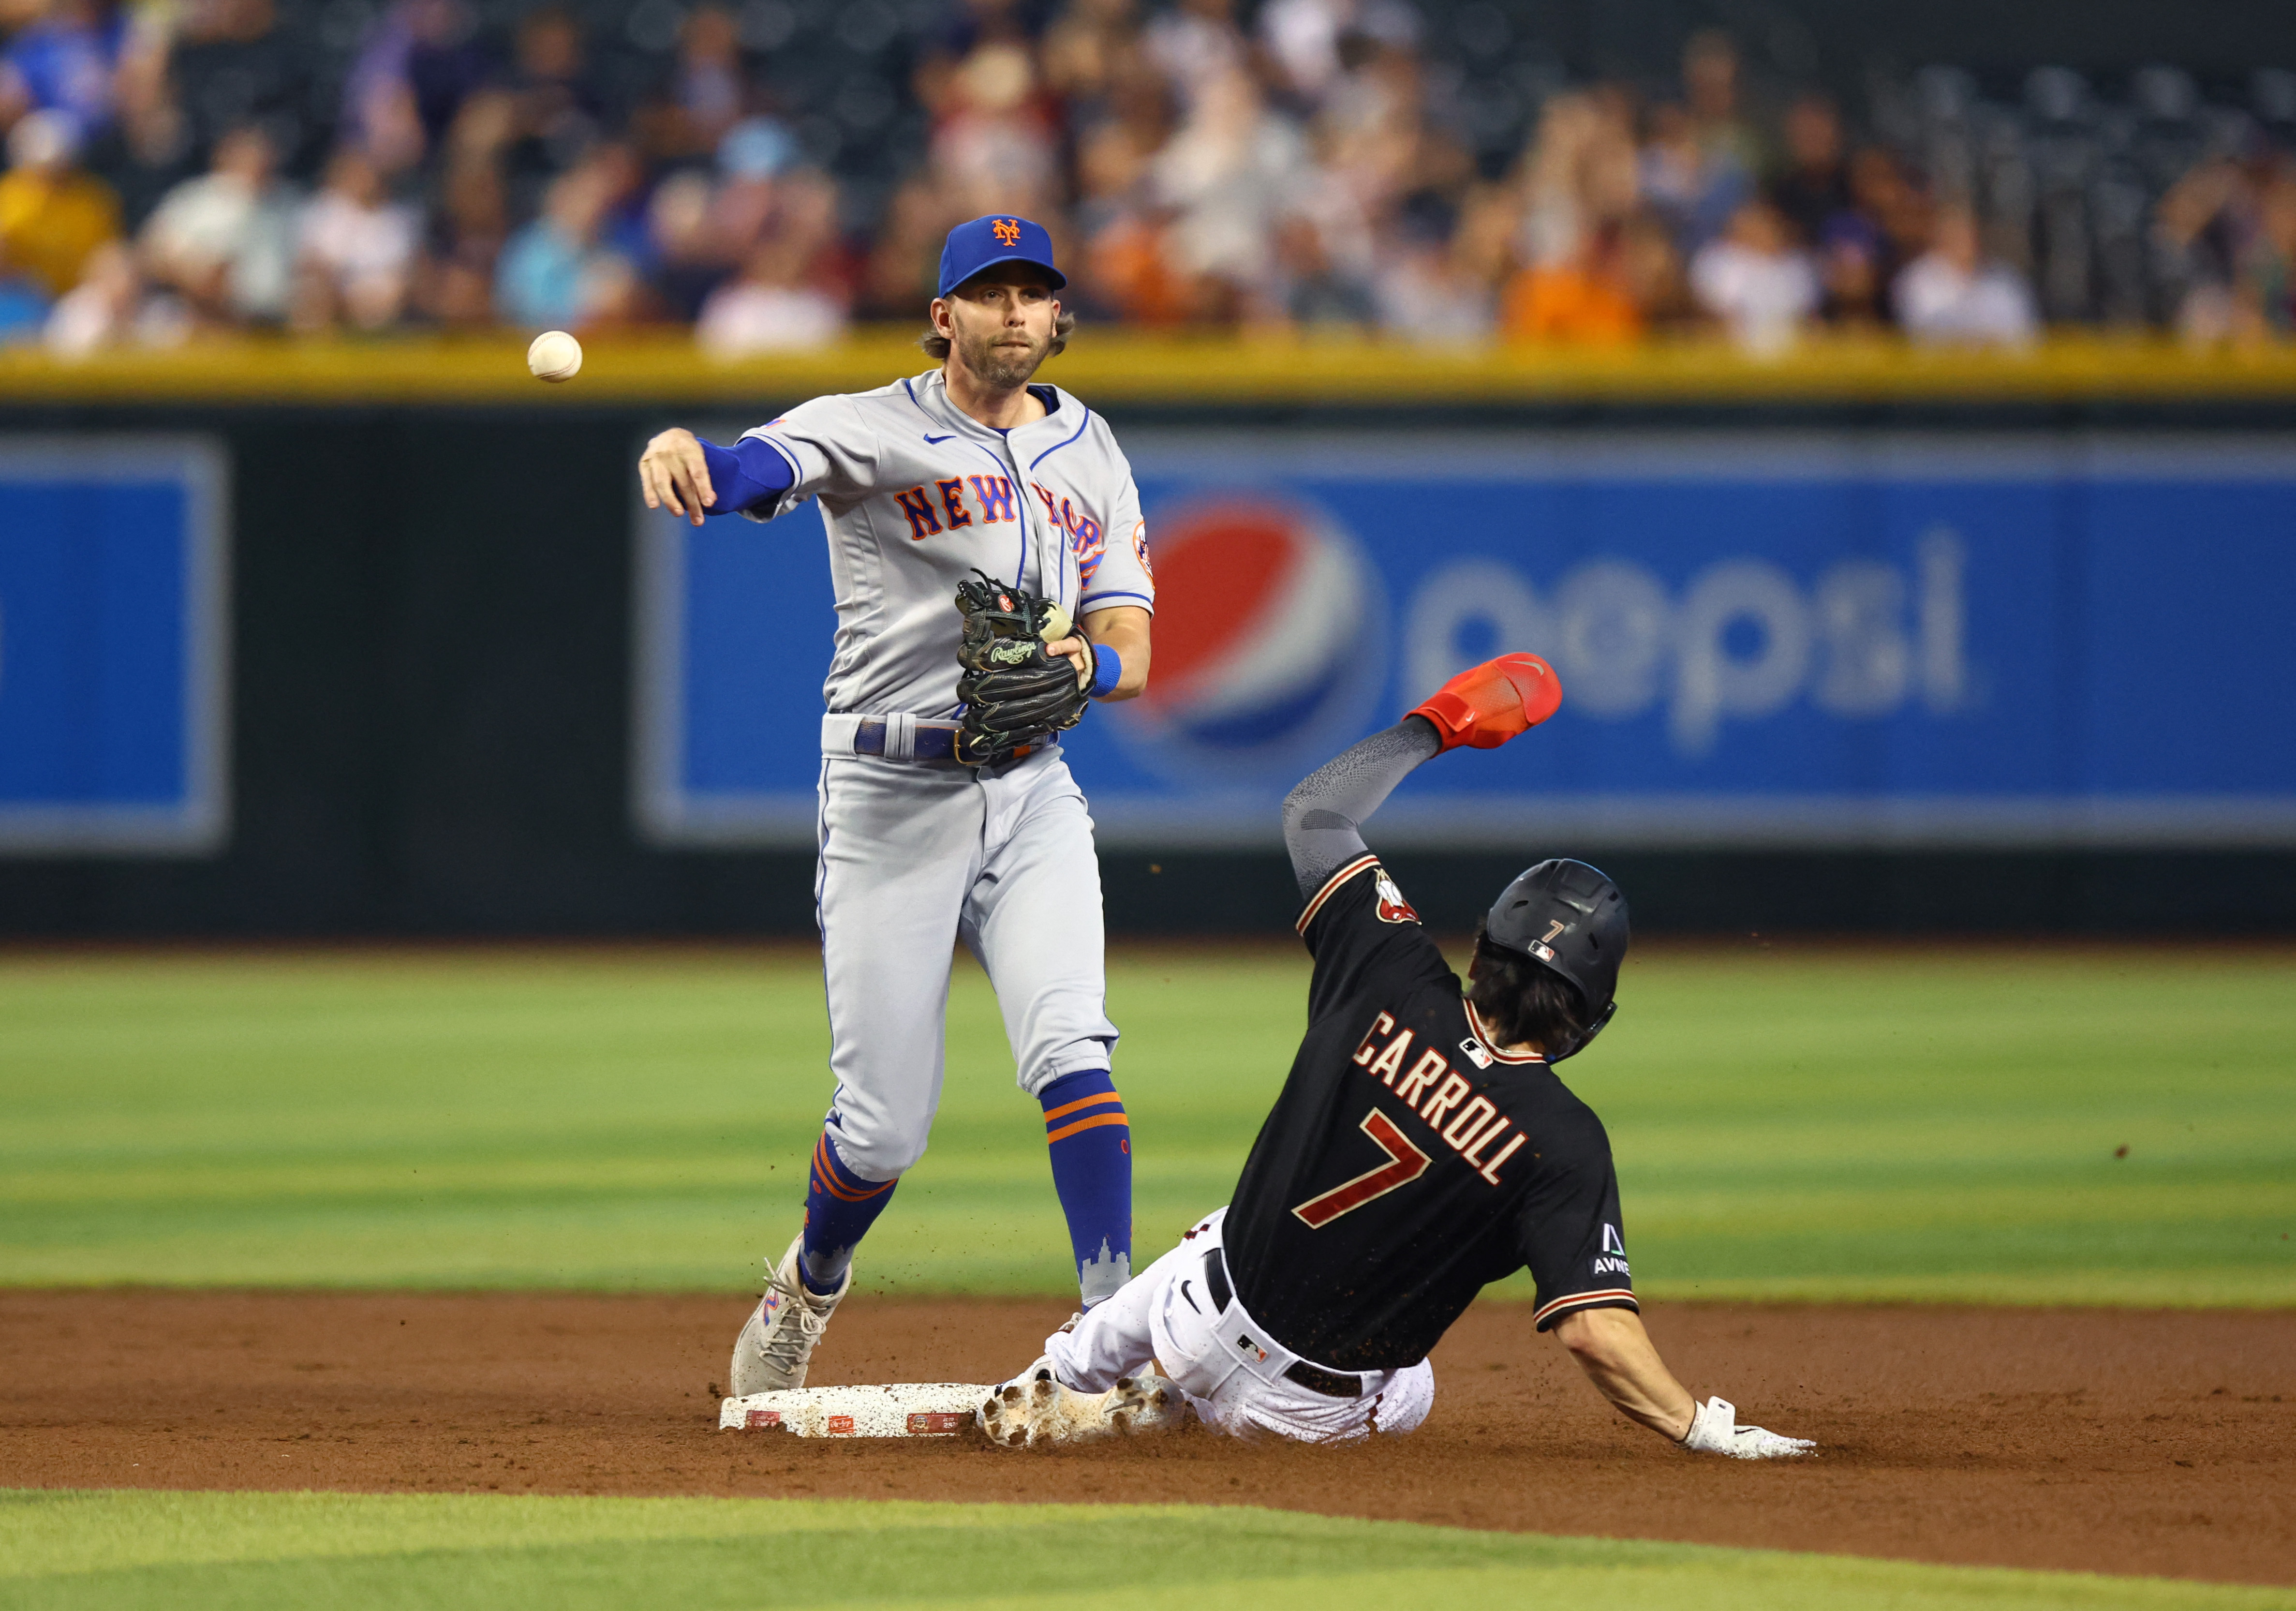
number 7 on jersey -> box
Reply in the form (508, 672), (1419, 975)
(1292, 1108), (1431, 1228)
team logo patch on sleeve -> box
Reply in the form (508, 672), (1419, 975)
(1374, 869), (1420, 925)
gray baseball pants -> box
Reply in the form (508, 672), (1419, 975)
(813, 742), (1119, 1181)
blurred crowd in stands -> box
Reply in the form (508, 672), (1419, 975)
(2, 0), (2295, 357)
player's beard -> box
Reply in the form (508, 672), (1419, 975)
(958, 323), (1052, 389)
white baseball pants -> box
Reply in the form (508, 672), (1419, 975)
(814, 744), (1119, 1182)
(1045, 1207), (1436, 1444)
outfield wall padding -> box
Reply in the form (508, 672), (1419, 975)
(0, 390), (2290, 937)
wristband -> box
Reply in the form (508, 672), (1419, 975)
(1682, 1396), (1734, 1449)
(1088, 645), (1122, 698)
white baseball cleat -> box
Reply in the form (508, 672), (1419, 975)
(729, 1235), (848, 1397)
(976, 1356), (1193, 1448)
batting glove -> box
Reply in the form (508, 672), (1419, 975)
(1681, 1396), (1815, 1459)
(1409, 653), (1563, 751)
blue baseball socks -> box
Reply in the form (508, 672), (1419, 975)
(799, 1131), (897, 1296)
(1039, 1069), (1132, 1306)
(799, 1076), (1132, 1306)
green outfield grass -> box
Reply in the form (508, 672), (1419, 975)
(5, 1491), (2288, 1611)
(0, 944), (2290, 1304)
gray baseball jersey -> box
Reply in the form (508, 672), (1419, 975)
(738, 367), (1157, 715)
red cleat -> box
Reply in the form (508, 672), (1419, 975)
(1409, 653), (1563, 751)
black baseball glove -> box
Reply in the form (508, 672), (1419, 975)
(954, 569), (1091, 766)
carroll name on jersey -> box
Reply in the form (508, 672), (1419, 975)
(1346, 1010), (1529, 1185)
(1219, 853), (1639, 1371)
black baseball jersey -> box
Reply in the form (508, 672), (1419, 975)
(1221, 854), (1638, 1372)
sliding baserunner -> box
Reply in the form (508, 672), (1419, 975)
(976, 654), (1815, 1458)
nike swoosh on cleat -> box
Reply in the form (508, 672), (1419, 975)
(1179, 1280), (1200, 1313)
(923, 433), (955, 443)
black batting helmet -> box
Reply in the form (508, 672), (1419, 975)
(1483, 859), (1630, 1059)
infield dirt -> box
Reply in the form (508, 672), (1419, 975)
(3, 1291), (2290, 1588)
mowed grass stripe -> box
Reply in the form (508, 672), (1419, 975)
(0, 947), (2290, 1303)
(1, 1492), (2285, 1611)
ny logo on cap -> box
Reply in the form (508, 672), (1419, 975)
(992, 218), (1022, 246)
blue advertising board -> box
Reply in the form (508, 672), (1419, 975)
(0, 437), (230, 854)
(633, 432), (2296, 850)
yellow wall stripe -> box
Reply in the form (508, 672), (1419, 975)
(7, 331), (2296, 406)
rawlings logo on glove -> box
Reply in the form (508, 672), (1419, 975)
(954, 570), (1092, 767)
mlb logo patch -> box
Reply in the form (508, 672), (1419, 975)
(1234, 1332), (1269, 1365)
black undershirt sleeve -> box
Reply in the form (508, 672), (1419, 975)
(1281, 716), (1443, 902)
(1515, 1136), (1638, 1330)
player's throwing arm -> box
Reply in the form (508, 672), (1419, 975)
(637, 216), (1155, 1400)
(974, 654), (1815, 1459)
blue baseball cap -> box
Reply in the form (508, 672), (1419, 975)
(936, 214), (1066, 298)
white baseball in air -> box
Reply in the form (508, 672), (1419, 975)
(527, 329), (582, 383)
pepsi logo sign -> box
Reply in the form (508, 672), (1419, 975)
(1113, 494), (1388, 785)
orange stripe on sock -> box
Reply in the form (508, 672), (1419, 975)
(811, 1136), (894, 1202)
(1042, 1090), (1125, 1123)
(812, 1164), (892, 1202)
(1045, 1111), (1131, 1145)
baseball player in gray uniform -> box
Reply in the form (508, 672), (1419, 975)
(637, 215), (1155, 1396)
